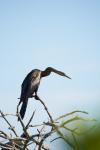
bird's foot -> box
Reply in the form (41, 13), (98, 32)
(34, 94), (40, 100)
(30, 93), (35, 98)
(30, 93), (40, 100)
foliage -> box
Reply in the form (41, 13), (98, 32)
(59, 113), (98, 150)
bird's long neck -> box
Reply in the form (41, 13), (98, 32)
(41, 68), (51, 77)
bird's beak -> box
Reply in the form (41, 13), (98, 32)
(65, 75), (71, 79)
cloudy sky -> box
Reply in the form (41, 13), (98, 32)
(0, 0), (100, 149)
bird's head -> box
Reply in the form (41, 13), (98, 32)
(49, 67), (72, 79)
(41, 67), (71, 79)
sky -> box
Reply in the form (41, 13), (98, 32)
(0, 0), (100, 149)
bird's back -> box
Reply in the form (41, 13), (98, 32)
(18, 69), (41, 119)
(20, 69), (41, 100)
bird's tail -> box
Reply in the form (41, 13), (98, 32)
(18, 99), (28, 120)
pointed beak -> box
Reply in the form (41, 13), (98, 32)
(65, 75), (72, 79)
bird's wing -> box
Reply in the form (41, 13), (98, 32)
(41, 67), (71, 79)
(20, 70), (36, 100)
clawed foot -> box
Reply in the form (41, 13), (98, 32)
(30, 93), (40, 100)
(34, 94), (40, 100)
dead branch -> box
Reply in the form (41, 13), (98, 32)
(34, 95), (53, 123)
(0, 102), (93, 150)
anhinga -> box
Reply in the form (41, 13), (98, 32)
(17, 67), (71, 120)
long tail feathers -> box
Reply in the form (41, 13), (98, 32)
(18, 100), (28, 120)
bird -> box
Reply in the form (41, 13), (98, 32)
(17, 67), (71, 120)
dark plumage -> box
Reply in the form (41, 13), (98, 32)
(17, 67), (71, 120)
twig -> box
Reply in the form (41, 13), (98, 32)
(50, 137), (62, 143)
(56, 129), (75, 149)
(16, 112), (29, 138)
(38, 131), (53, 150)
(25, 111), (35, 130)
(0, 110), (18, 137)
(29, 123), (44, 128)
(55, 110), (88, 121)
(72, 133), (80, 150)
(34, 95), (53, 123)
(0, 142), (14, 150)
(0, 113), (16, 117)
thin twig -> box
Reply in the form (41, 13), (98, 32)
(0, 110), (18, 137)
(55, 110), (88, 121)
(25, 111), (35, 130)
(34, 95), (53, 123)
(16, 112), (29, 138)
(38, 131), (53, 150)
(50, 137), (62, 143)
(72, 133), (80, 150)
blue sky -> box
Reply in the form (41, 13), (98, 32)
(0, 1), (100, 148)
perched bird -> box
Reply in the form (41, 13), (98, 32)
(17, 67), (71, 120)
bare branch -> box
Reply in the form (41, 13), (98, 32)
(25, 111), (35, 130)
(0, 110), (18, 137)
(34, 95), (53, 123)
(55, 110), (88, 121)
(50, 137), (62, 143)
(0, 103), (93, 150)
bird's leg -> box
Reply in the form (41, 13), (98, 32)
(30, 93), (35, 98)
(29, 92), (40, 100)
(34, 92), (40, 100)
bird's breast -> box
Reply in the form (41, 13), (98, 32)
(30, 72), (41, 93)
(31, 78), (40, 88)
